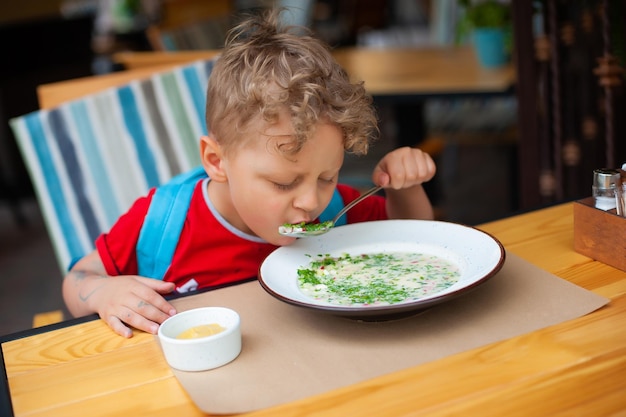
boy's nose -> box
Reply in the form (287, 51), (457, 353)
(293, 188), (320, 213)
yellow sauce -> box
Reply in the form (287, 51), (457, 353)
(176, 323), (226, 339)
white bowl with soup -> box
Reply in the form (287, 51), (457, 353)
(259, 219), (505, 320)
(158, 307), (241, 371)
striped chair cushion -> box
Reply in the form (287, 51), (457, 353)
(10, 58), (216, 273)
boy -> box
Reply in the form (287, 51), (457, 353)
(63, 11), (436, 338)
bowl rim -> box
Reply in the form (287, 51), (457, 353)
(158, 306), (240, 343)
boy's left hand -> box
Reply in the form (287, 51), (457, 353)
(372, 146), (436, 189)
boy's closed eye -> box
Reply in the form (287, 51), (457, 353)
(273, 182), (297, 191)
(270, 175), (301, 191)
(272, 176), (336, 191)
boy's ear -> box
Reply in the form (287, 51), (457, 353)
(200, 135), (227, 182)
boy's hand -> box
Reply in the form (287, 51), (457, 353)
(372, 146), (436, 189)
(88, 276), (177, 338)
(64, 251), (178, 338)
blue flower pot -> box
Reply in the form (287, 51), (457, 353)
(473, 28), (508, 68)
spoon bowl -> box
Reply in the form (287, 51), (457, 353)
(278, 186), (382, 238)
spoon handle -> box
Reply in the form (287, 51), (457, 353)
(332, 186), (382, 223)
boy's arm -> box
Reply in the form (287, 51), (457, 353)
(385, 184), (434, 220)
(62, 250), (177, 338)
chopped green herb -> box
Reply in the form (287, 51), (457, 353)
(297, 252), (460, 306)
(279, 221), (333, 234)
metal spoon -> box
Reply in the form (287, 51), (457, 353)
(278, 186), (382, 237)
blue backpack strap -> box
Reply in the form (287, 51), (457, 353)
(136, 167), (208, 279)
(319, 188), (346, 226)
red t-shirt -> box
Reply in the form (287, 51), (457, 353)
(96, 179), (387, 293)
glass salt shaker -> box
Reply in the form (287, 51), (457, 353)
(593, 168), (621, 211)
(618, 164), (626, 216)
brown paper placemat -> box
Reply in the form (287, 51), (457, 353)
(165, 252), (609, 414)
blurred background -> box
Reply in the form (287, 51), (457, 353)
(1, 0), (624, 335)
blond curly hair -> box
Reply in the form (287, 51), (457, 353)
(206, 10), (378, 156)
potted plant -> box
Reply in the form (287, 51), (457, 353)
(457, 0), (512, 68)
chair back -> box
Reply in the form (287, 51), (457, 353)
(10, 58), (217, 273)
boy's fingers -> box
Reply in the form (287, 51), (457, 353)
(136, 276), (176, 291)
(106, 315), (134, 338)
(134, 298), (176, 324)
(131, 278), (177, 316)
(106, 305), (161, 336)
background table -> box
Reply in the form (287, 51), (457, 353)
(111, 47), (515, 98)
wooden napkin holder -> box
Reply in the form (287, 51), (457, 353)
(573, 197), (626, 272)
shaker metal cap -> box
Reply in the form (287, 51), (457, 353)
(593, 168), (621, 189)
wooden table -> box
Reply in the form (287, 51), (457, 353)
(3, 202), (626, 416)
(38, 46), (514, 109)
(112, 46), (515, 99)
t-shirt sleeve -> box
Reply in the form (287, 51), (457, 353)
(95, 189), (156, 276)
(336, 184), (388, 223)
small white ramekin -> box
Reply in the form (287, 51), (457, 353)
(158, 307), (241, 371)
